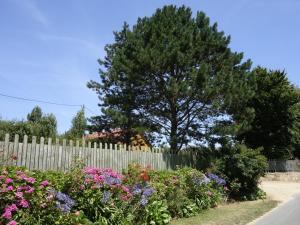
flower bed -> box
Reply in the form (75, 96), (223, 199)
(0, 164), (228, 225)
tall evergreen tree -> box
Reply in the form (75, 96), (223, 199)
(238, 67), (300, 159)
(27, 106), (42, 123)
(88, 5), (254, 152)
(66, 108), (87, 139)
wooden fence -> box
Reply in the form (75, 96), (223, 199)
(0, 134), (196, 172)
(267, 160), (299, 172)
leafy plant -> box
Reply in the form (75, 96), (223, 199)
(215, 144), (267, 200)
(145, 201), (171, 225)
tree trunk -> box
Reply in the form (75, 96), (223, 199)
(170, 109), (178, 154)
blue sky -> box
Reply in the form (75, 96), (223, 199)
(0, 0), (299, 133)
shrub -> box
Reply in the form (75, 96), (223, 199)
(0, 166), (77, 225)
(1, 164), (230, 224)
(215, 144), (267, 200)
(145, 200), (171, 225)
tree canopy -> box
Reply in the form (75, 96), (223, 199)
(88, 5), (254, 152)
(0, 106), (57, 141)
(64, 107), (87, 139)
(238, 67), (300, 159)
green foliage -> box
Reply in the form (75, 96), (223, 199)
(88, 5), (254, 151)
(145, 201), (171, 225)
(64, 108), (87, 140)
(0, 106), (57, 141)
(0, 166), (78, 225)
(27, 106), (42, 123)
(215, 144), (267, 200)
(238, 67), (300, 159)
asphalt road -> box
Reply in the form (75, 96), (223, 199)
(252, 194), (300, 225)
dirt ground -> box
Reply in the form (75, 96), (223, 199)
(260, 181), (300, 202)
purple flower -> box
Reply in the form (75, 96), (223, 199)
(132, 184), (142, 195)
(101, 191), (110, 204)
(54, 191), (75, 213)
(192, 175), (210, 186)
(143, 187), (154, 197)
(140, 195), (148, 206)
(207, 173), (226, 185)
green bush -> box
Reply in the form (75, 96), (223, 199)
(0, 163), (231, 224)
(215, 144), (267, 200)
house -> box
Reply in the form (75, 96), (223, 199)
(84, 128), (151, 150)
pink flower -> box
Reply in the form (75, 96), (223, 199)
(121, 186), (129, 193)
(46, 194), (54, 201)
(40, 180), (49, 187)
(24, 177), (35, 184)
(0, 175), (5, 180)
(8, 204), (18, 212)
(7, 186), (14, 191)
(16, 171), (25, 176)
(16, 186), (24, 192)
(16, 192), (23, 198)
(2, 210), (12, 219)
(25, 187), (35, 193)
(80, 185), (85, 190)
(19, 199), (29, 208)
(85, 178), (91, 184)
(8, 220), (17, 225)
(5, 178), (13, 184)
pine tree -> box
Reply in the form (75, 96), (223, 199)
(88, 5), (254, 152)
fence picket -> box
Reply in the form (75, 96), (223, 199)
(0, 133), (204, 171)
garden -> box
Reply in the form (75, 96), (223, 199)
(0, 143), (267, 225)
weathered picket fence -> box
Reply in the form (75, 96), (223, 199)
(0, 134), (195, 172)
(267, 160), (299, 172)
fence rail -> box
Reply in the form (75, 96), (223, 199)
(267, 160), (299, 172)
(0, 134), (195, 172)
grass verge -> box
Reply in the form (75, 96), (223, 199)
(170, 200), (278, 225)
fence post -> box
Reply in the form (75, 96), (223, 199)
(13, 134), (19, 166)
(3, 133), (10, 164)
(47, 137), (52, 170)
(40, 137), (45, 170)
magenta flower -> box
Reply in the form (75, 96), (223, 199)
(25, 187), (35, 193)
(40, 180), (49, 187)
(2, 210), (12, 219)
(24, 177), (35, 184)
(15, 192), (23, 198)
(5, 178), (13, 184)
(16, 186), (23, 192)
(8, 204), (18, 212)
(19, 199), (29, 208)
(8, 220), (17, 225)
(7, 186), (14, 191)
(16, 171), (25, 176)
(121, 186), (129, 193)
